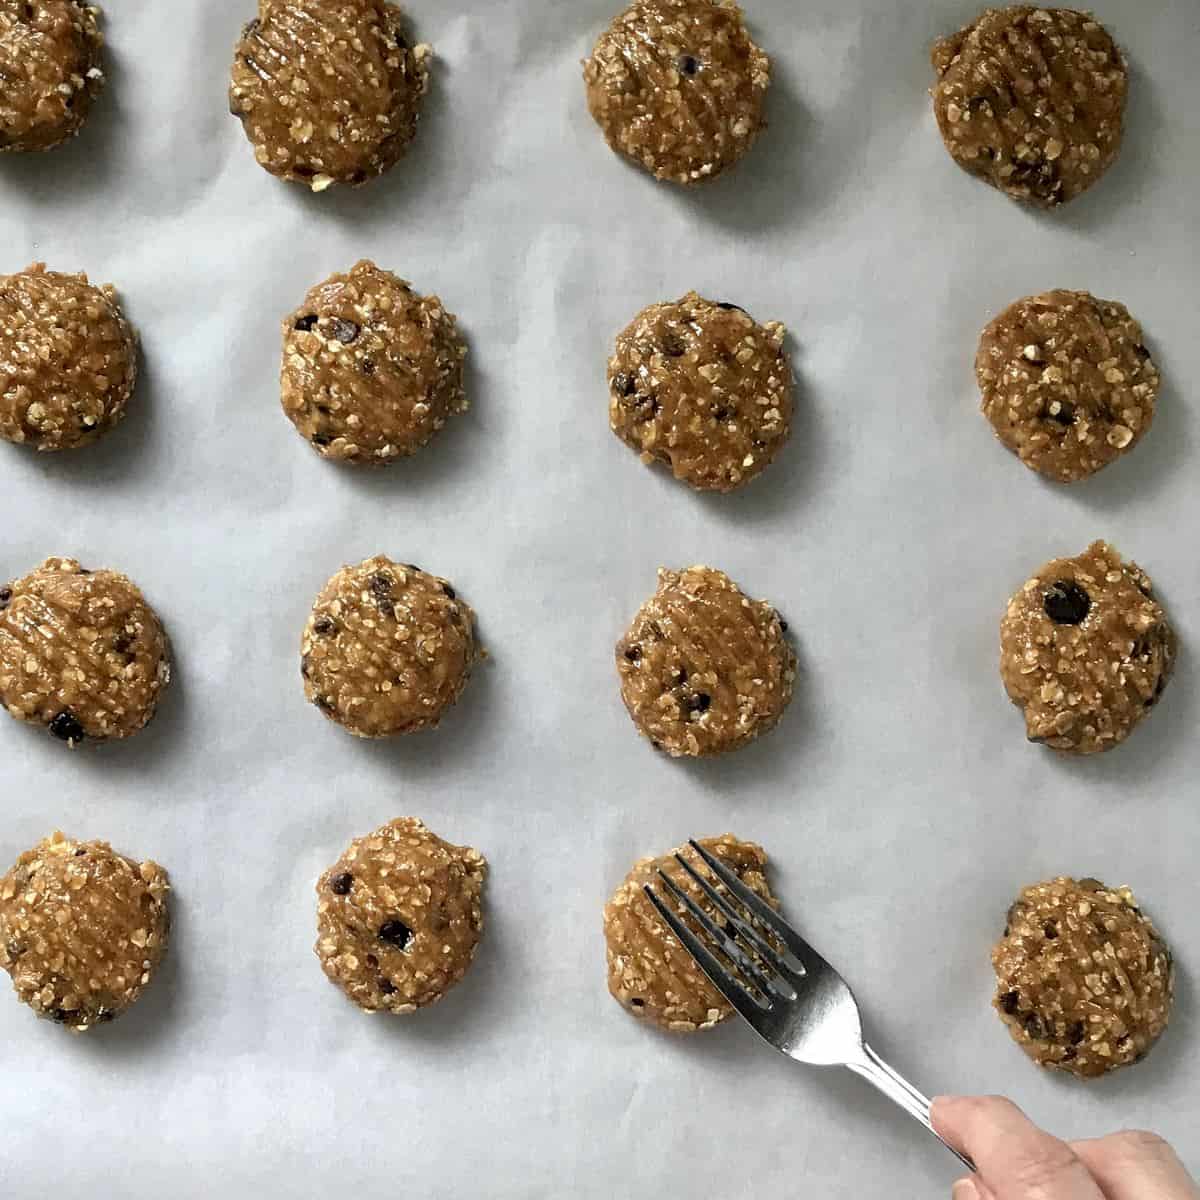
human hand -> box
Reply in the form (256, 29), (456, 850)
(931, 1095), (1198, 1199)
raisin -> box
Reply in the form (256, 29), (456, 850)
(712, 407), (731, 422)
(113, 630), (134, 656)
(330, 872), (353, 896)
(999, 990), (1020, 1015)
(48, 711), (85, 745)
(442, 583), (457, 600)
(1045, 402), (1076, 426)
(0, 586), (11, 610)
(331, 318), (359, 345)
(1043, 920), (1059, 940)
(1043, 581), (1091, 626)
(379, 978), (397, 995)
(686, 693), (712, 715)
(294, 314), (318, 332)
(1069, 1021), (1086, 1045)
(371, 572), (394, 599)
(611, 372), (636, 397)
(670, 667), (688, 686)
(779, 619), (789, 633)
(624, 645), (642, 663)
(1134, 343), (1152, 362)
(677, 54), (700, 76)
(360, 357), (377, 376)
(1023, 1013), (1044, 1039)
(630, 997), (645, 1008)
(313, 615), (336, 636)
(378, 919), (413, 951)
(661, 333), (686, 358)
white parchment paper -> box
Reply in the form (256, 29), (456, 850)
(1, 1), (1198, 1194)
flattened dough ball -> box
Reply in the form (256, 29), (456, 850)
(282, 260), (467, 464)
(229, 0), (431, 192)
(584, 0), (770, 184)
(0, 1), (104, 153)
(0, 263), (137, 452)
(1000, 541), (1174, 755)
(0, 557), (171, 746)
(0, 831), (170, 1030)
(316, 817), (486, 1013)
(617, 566), (795, 757)
(609, 292), (792, 492)
(604, 834), (775, 1031)
(977, 290), (1159, 482)
(993, 877), (1172, 1079)
(931, 7), (1127, 207)
(302, 555), (478, 738)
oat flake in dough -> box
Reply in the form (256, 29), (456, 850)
(316, 817), (486, 1014)
(584, 0), (770, 184)
(604, 834), (776, 1031)
(999, 541), (1173, 755)
(0, 831), (170, 1030)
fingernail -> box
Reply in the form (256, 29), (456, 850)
(952, 1180), (978, 1200)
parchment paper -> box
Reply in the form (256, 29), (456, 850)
(1, 1), (1198, 1195)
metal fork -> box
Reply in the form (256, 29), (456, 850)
(644, 840), (974, 1171)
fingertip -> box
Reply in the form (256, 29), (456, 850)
(951, 1178), (979, 1200)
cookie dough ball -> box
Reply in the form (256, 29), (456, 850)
(931, 7), (1127, 207)
(302, 555), (478, 738)
(617, 566), (794, 757)
(584, 0), (770, 184)
(0, 557), (171, 746)
(605, 834), (774, 1031)
(978, 290), (1159, 483)
(609, 293), (791, 492)
(229, 0), (431, 192)
(281, 261), (467, 464)
(993, 877), (1172, 1079)
(0, 831), (170, 1030)
(0, 1), (105, 153)
(316, 817), (486, 1013)
(0, 263), (138, 452)
(1000, 541), (1174, 755)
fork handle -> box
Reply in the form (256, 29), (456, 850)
(847, 1044), (975, 1172)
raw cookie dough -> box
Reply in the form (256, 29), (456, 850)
(608, 292), (792, 492)
(229, 0), (431, 192)
(993, 877), (1172, 1079)
(931, 7), (1127, 207)
(281, 260), (467, 464)
(604, 834), (776, 1031)
(583, 0), (770, 184)
(316, 817), (486, 1013)
(1000, 541), (1174, 755)
(0, 1), (104, 153)
(302, 555), (478, 738)
(977, 290), (1159, 483)
(0, 830), (170, 1030)
(617, 566), (795, 757)
(0, 557), (171, 746)
(0, 263), (137, 452)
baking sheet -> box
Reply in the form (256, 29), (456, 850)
(1, 0), (1198, 1194)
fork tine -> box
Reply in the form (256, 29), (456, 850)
(654, 869), (780, 1000)
(642, 884), (771, 1023)
(672, 852), (799, 978)
(688, 839), (821, 971)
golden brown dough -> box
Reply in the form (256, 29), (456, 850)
(931, 7), (1127, 207)
(316, 817), (486, 1013)
(604, 834), (775, 1031)
(584, 0), (770, 184)
(617, 566), (795, 758)
(229, 0), (431, 192)
(992, 877), (1172, 1079)
(999, 541), (1173, 755)
(608, 292), (792, 492)
(0, 831), (170, 1030)
(301, 555), (478, 738)
(281, 261), (467, 464)
(0, 557), (170, 746)
(0, 1), (104, 152)
(0, 263), (137, 452)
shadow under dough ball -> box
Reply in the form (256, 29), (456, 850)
(0, 0), (105, 152)
(992, 877), (1172, 1079)
(617, 565), (795, 758)
(604, 834), (776, 1031)
(608, 292), (793, 492)
(583, 0), (770, 184)
(316, 817), (486, 1014)
(0, 557), (171, 746)
(281, 260), (467, 464)
(301, 555), (478, 738)
(931, 6), (1127, 207)
(229, 0), (431, 192)
(977, 289), (1159, 483)
(0, 831), (170, 1030)
(999, 541), (1174, 755)
(0, 263), (137, 452)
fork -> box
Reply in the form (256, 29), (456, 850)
(643, 840), (974, 1172)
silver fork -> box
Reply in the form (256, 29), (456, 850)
(644, 840), (974, 1172)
